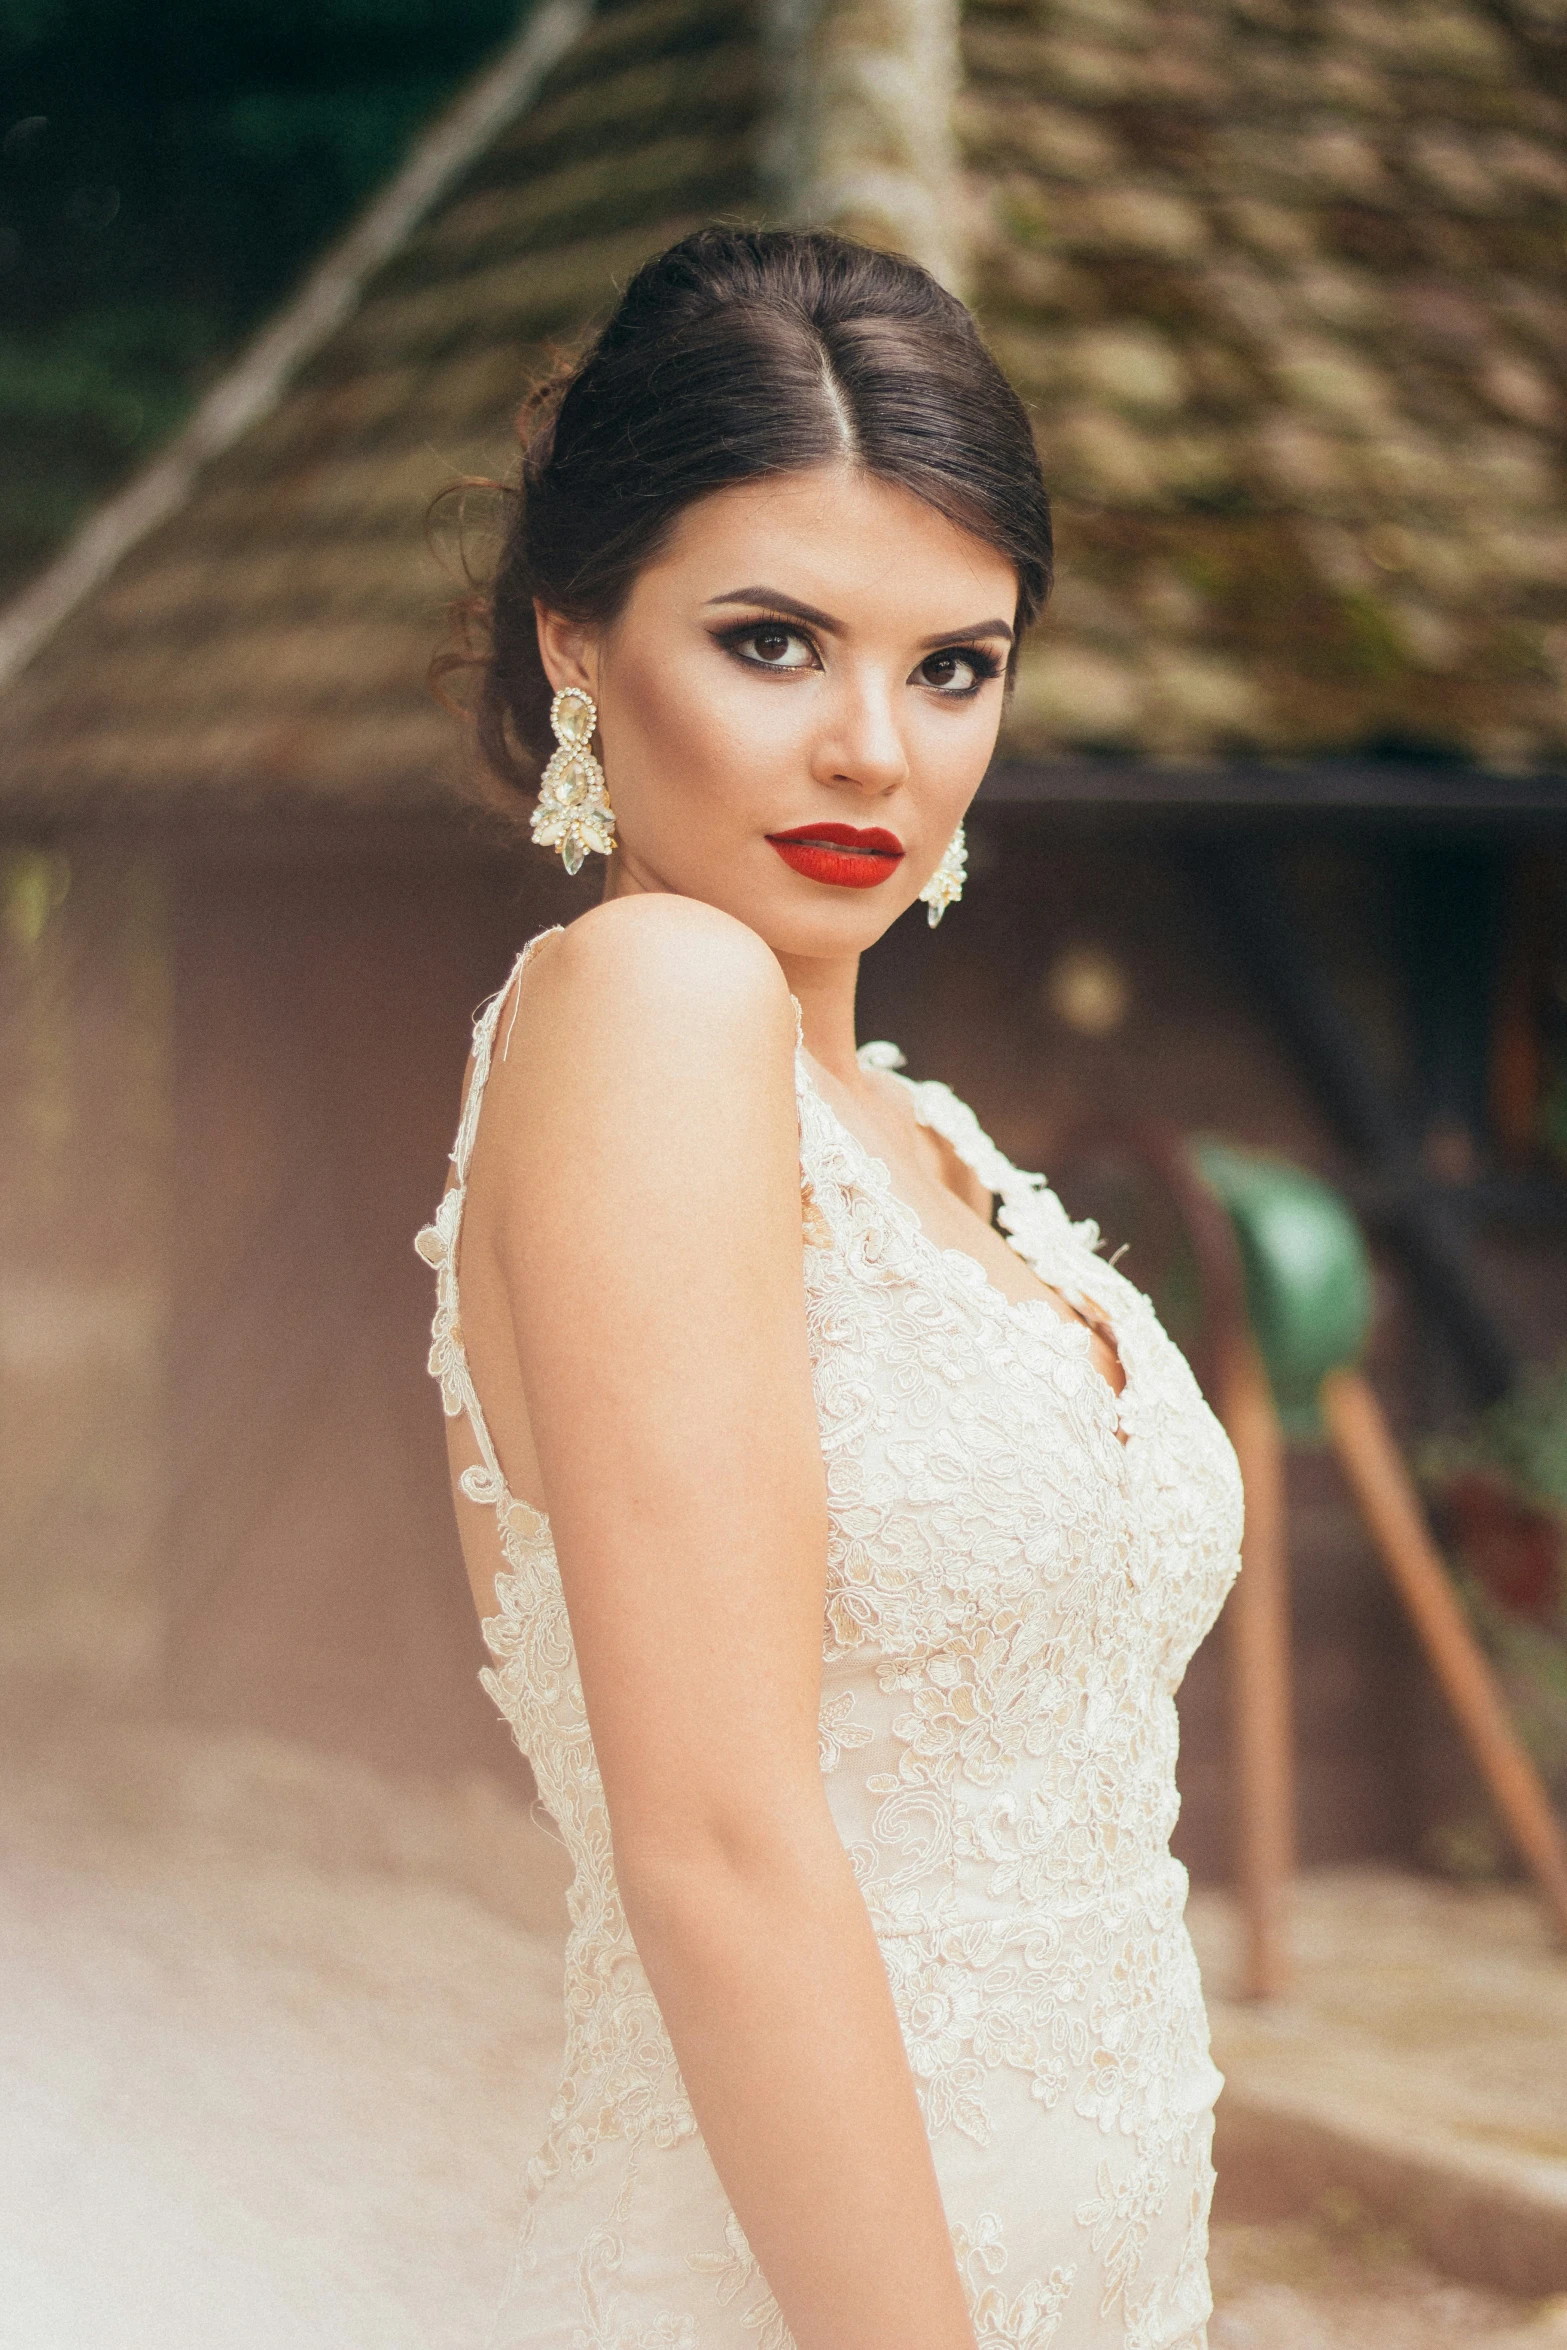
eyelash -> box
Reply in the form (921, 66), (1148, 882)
(713, 618), (1004, 698)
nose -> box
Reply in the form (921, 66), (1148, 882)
(813, 668), (910, 797)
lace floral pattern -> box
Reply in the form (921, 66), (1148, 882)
(417, 942), (1241, 2349)
(956, 2214), (1074, 2348)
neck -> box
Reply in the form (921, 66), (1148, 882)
(773, 946), (863, 1084)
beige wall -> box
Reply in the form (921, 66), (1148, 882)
(0, 842), (173, 1695)
(158, 828), (569, 1785)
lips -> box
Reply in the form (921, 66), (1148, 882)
(766, 821), (906, 891)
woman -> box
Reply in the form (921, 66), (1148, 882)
(417, 229), (1242, 2350)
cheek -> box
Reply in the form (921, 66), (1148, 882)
(908, 696), (1004, 808)
(609, 647), (806, 820)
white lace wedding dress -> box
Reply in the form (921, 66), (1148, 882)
(417, 933), (1243, 2350)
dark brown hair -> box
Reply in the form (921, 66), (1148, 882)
(437, 226), (1053, 794)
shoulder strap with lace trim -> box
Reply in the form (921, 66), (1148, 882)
(454, 926), (561, 1182)
(415, 928), (562, 1512)
(856, 1040), (1102, 1267)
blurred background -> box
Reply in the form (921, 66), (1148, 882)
(2, 0), (1567, 2342)
(0, 0), (523, 601)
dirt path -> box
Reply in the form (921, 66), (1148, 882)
(1209, 2219), (1567, 2346)
(2, 1791), (557, 2347)
(2, 1728), (1561, 2349)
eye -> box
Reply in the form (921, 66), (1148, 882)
(915, 647), (1002, 697)
(722, 622), (819, 672)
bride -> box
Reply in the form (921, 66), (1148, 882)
(417, 227), (1242, 2350)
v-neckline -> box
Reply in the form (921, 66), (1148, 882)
(794, 1050), (1132, 1438)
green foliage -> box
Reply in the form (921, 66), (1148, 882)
(1424, 1358), (1567, 1863)
(0, 0), (523, 595)
(1467, 1355), (1567, 1518)
(0, 306), (204, 577)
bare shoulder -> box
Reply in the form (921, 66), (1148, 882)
(532, 896), (791, 1047)
(493, 898), (797, 1159)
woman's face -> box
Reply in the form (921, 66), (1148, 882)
(535, 465), (1018, 960)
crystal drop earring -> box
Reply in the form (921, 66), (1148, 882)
(919, 822), (967, 928)
(530, 686), (616, 875)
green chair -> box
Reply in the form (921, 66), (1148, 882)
(1193, 1141), (1374, 1439)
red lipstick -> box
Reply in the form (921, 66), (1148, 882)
(765, 822), (906, 890)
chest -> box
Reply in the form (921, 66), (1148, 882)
(793, 1063), (1243, 1661)
(806, 1226), (1239, 1670)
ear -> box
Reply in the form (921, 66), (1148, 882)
(534, 603), (599, 700)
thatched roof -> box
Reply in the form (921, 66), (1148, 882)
(2, 0), (1565, 820)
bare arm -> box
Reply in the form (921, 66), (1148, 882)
(484, 897), (974, 2350)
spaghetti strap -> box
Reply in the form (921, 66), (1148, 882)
(452, 927), (561, 1187)
(414, 927), (562, 1512)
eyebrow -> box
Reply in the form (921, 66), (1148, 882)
(705, 586), (1015, 649)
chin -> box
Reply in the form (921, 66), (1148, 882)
(736, 881), (915, 961)
(625, 848), (921, 959)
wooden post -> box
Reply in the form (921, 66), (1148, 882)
(1218, 1336), (1296, 2001)
(1320, 1367), (1567, 1944)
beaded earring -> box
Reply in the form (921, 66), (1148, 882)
(531, 687), (616, 874)
(919, 822), (967, 927)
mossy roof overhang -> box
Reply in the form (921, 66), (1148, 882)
(971, 0), (1567, 781)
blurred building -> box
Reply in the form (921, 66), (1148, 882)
(1, 0), (1564, 1876)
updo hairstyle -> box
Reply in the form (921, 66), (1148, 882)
(439, 227), (1053, 796)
